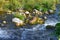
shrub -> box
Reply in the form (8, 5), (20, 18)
(55, 23), (60, 36)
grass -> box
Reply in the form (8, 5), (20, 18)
(0, 0), (59, 12)
(14, 12), (25, 20)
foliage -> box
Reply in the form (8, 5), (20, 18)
(22, 0), (57, 12)
(58, 36), (60, 40)
(14, 13), (25, 20)
(55, 23), (60, 36)
(1, 0), (22, 11)
(0, 0), (59, 11)
(23, 4), (33, 12)
(33, 3), (42, 10)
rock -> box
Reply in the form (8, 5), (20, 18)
(33, 9), (43, 16)
(34, 9), (39, 14)
(7, 10), (12, 13)
(1, 24), (4, 26)
(29, 17), (37, 24)
(25, 11), (29, 14)
(44, 16), (47, 20)
(37, 18), (44, 24)
(39, 11), (43, 16)
(12, 18), (24, 26)
(25, 11), (32, 18)
(46, 25), (55, 30)
(49, 10), (54, 14)
(29, 17), (44, 25)
(33, 12), (35, 14)
(19, 9), (25, 13)
(3, 21), (7, 24)
(45, 11), (49, 14)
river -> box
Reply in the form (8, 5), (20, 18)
(0, 4), (60, 40)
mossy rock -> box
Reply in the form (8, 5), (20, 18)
(37, 18), (45, 24)
(46, 25), (55, 30)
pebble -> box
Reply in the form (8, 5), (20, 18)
(45, 11), (49, 14)
(44, 16), (47, 20)
(25, 11), (29, 14)
(3, 21), (7, 24)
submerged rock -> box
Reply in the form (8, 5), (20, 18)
(12, 18), (24, 26)
(46, 25), (55, 30)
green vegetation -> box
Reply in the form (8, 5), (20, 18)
(0, 0), (59, 12)
(55, 23), (60, 36)
(22, 0), (57, 12)
(14, 13), (25, 20)
(3, 0), (22, 11)
(58, 36), (60, 40)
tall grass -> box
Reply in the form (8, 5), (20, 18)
(0, 0), (59, 12)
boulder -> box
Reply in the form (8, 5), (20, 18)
(29, 17), (37, 24)
(49, 10), (54, 14)
(12, 18), (24, 26)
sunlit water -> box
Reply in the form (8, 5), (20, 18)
(0, 5), (60, 40)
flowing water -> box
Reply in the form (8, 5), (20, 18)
(0, 5), (60, 40)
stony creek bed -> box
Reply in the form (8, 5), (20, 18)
(0, 4), (60, 40)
